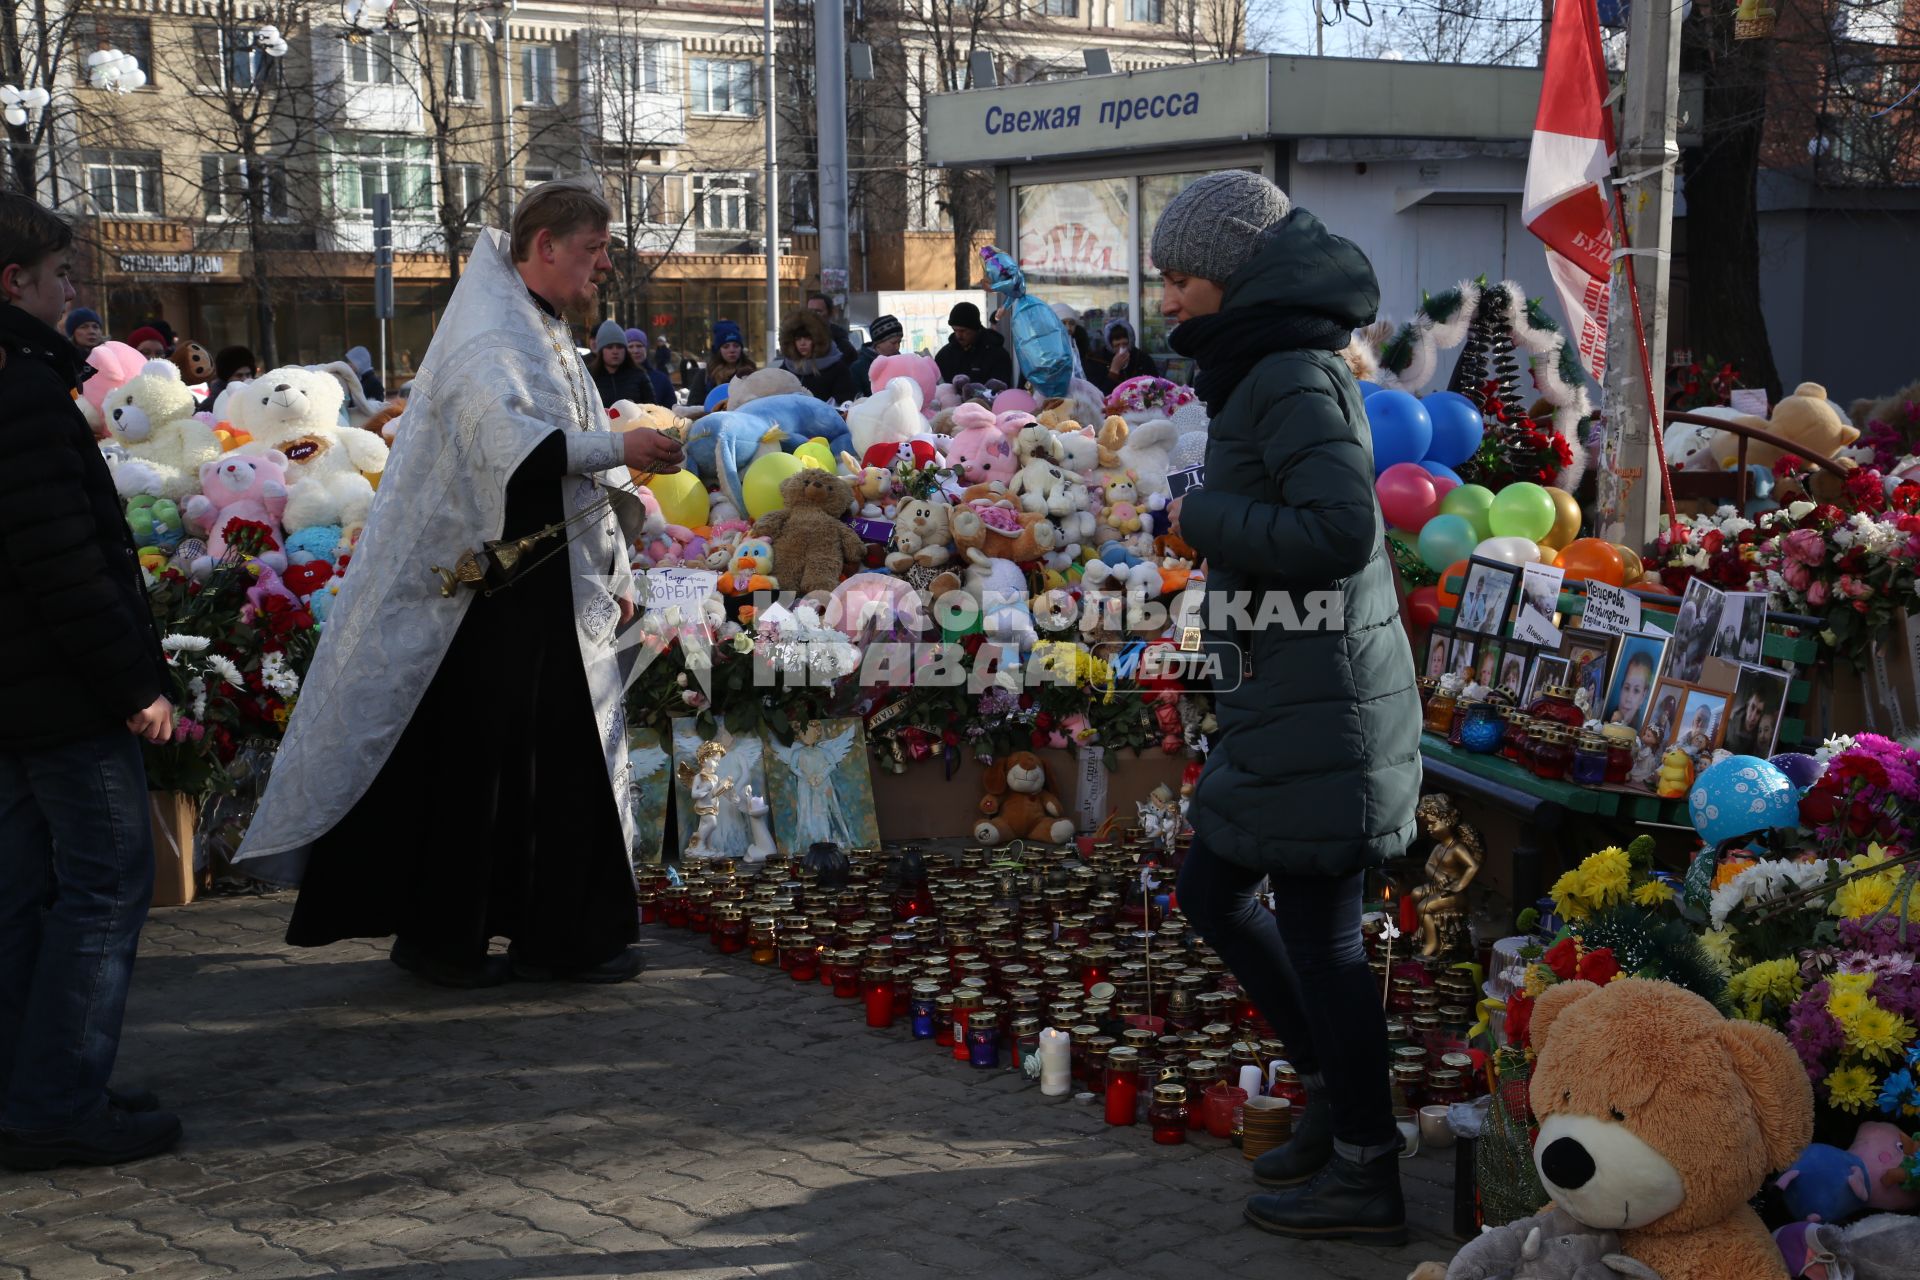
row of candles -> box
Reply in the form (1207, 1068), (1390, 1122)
(1421, 680), (1639, 785)
(637, 841), (1486, 1139)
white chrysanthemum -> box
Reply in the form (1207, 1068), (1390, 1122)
(161, 633), (211, 653)
(1817, 734), (1857, 765)
(188, 675), (207, 720)
(205, 654), (243, 689)
(1708, 858), (1833, 929)
(259, 651), (300, 699)
(1786, 500), (1817, 520)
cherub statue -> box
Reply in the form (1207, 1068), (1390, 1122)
(1410, 793), (1484, 958)
(1137, 782), (1183, 856)
(736, 782), (778, 863)
(676, 740), (734, 858)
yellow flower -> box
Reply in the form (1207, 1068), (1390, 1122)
(1550, 868), (1592, 922)
(1826, 1064), (1878, 1114)
(1830, 972), (1877, 998)
(1580, 847), (1632, 908)
(730, 632), (755, 655)
(1834, 874), (1896, 921)
(1830, 988), (1871, 1026)
(1632, 880), (1675, 907)
(1726, 958), (1804, 1022)
(1845, 1005), (1915, 1063)
(1698, 928), (1735, 973)
(1523, 964), (1557, 999)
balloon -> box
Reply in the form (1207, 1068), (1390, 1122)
(1419, 460), (1463, 488)
(1421, 390), (1485, 467)
(1689, 757), (1798, 849)
(1435, 559), (1470, 609)
(1417, 514), (1478, 573)
(1537, 541), (1562, 566)
(993, 388), (1038, 415)
(1438, 484), (1495, 542)
(742, 451), (804, 520)
(646, 468), (709, 529)
(1555, 537), (1626, 586)
(1357, 380), (1385, 399)
(793, 438), (837, 471)
(1376, 462), (1441, 533)
(1769, 752), (1822, 792)
(981, 245), (1074, 397)
(1613, 543), (1645, 586)
(703, 382), (731, 413)
(1542, 486), (1583, 549)
(1488, 482), (1556, 541)
(1405, 585), (1440, 632)
(1474, 536), (1542, 566)
(1365, 391), (1432, 473)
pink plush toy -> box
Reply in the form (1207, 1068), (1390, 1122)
(944, 403), (1022, 486)
(993, 388), (1039, 416)
(186, 450), (290, 572)
(1848, 1121), (1920, 1212)
(867, 352), (939, 407)
(80, 341), (149, 416)
(244, 565), (303, 620)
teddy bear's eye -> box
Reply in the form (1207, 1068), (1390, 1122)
(1563, 1089), (1571, 1103)
(1609, 1106), (1625, 1122)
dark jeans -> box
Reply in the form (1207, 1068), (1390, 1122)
(1176, 839), (1395, 1147)
(0, 730), (154, 1133)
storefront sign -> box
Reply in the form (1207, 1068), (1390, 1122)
(116, 253), (225, 275)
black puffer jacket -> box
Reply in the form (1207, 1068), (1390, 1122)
(590, 357), (656, 408)
(1177, 215), (1421, 878)
(0, 305), (167, 749)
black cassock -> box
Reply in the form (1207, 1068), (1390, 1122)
(284, 433), (638, 972)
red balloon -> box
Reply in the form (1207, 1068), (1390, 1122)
(1405, 584), (1441, 632)
(1430, 474), (1460, 501)
(1435, 558), (1470, 609)
(1554, 537), (1626, 587)
(1376, 462), (1441, 533)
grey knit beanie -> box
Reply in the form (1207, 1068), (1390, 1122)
(593, 318), (627, 350)
(1150, 171), (1292, 284)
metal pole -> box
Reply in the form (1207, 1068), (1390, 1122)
(764, 0), (780, 363)
(815, 0), (849, 307)
(502, 6), (518, 222)
(1596, 0), (1681, 548)
(489, 5), (513, 224)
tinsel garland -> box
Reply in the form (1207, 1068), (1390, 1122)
(1373, 278), (1592, 491)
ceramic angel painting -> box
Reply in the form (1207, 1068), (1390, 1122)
(765, 719), (881, 853)
(669, 721), (773, 860)
(626, 727), (671, 864)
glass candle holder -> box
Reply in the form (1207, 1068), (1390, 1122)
(1070, 1024), (1100, 1084)
(686, 889), (714, 935)
(1010, 1016), (1040, 1075)
(1571, 730), (1609, 785)
(1602, 724), (1636, 784)
(713, 906), (747, 955)
(1104, 1048), (1141, 1125)
(748, 917), (778, 965)
(831, 950), (862, 999)
(1446, 698), (1482, 748)
(934, 993), (957, 1047)
(1148, 1082), (1189, 1145)
(785, 936), (818, 982)
(1528, 684), (1585, 731)
(967, 1020), (1000, 1070)
(637, 887), (660, 925)
(863, 967), (896, 1028)
(1529, 725), (1573, 780)
(1422, 687), (1456, 735)
(1501, 713), (1533, 765)
(909, 981), (942, 1039)
(1459, 702), (1505, 755)
(661, 887), (690, 929)
(952, 991), (982, 1061)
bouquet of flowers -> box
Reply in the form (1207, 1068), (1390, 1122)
(1665, 355), (1745, 413)
(1753, 484), (1920, 668)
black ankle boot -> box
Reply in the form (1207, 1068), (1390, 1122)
(1243, 1150), (1407, 1245)
(1251, 1090), (1332, 1187)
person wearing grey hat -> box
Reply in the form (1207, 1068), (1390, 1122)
(1158, 169), (1418, 1247)
(587, 317), (656, 406)
(849, 313), (903, 394)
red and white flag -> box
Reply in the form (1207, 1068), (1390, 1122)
(1523, 0), (1616, 383)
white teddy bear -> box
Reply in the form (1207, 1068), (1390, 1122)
(1118, 418), (1181, 498)
(847, 377), (924, 459)
(98, 360), (221, 501)
(233, 365), (389, 531)
(886, 495), (954, 572)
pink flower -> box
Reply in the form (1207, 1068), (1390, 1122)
(1841, 575), (1876, 601)
(1782, 527), (1827, 567)
(1782, 559), (1813, 593)
(1806, 579), (1830, 608)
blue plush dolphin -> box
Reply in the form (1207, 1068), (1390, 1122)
(733, 393), (854, 460)
(685, 412), (797, 514)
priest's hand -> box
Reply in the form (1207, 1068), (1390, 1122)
(127, 695), (175, 744)
(618, 597), (635, 627)
(622, 428), (685, 475)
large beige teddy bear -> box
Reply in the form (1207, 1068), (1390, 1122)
(234, 366), (388, 531)
(98, 359), (221, 501)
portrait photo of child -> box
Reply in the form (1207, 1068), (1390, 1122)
(1603, 634), (1668, 731)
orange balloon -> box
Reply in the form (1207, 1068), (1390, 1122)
(1555, 537), (1626, 587)
(1612, 543), (1645, 586)
(1435, 558), (1470, 610)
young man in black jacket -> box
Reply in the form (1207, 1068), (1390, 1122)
(0, 192), (181, 1171)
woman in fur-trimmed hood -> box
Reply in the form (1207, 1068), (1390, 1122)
(777, 308), (856, 403)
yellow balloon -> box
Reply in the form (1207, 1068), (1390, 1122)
(1541, 486), (1583, 549)
(794, 438), (836, 471)
(1537, 540), (1561, 566)
(742, 451), (804, 520)
(646, 468), (709, 528)
(1613, 543), (1645, 586)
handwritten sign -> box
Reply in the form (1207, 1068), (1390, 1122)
(1074, 743), (1108, 835)
(642, 568), (718, 615)
(1582, 580), (1642, 636)
(1730, 388), (1770, 417)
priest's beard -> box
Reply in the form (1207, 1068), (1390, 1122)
(561, 273), (608, 328)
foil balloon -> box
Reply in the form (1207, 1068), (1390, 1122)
(1613, 543), (1645, 585)
(1690, 756), (1798, 849)
(981, 245), (1074, 397)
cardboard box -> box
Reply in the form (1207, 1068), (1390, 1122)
(873, 749), (1189, 842)
(149, 791), (198, 907)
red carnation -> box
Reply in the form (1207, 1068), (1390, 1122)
(1576, 948), (1621, 986)
(1504, 990), (1536, 1050)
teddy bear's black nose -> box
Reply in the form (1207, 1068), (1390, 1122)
(1539, 1136), (1596, 1190)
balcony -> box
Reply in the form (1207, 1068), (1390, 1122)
(592, 90), (686, 149)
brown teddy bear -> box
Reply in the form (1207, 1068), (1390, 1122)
(1722, 382), (1860, 480)
(974, 751), (1075, 844)
(950, 504), (1056, 564)
(751, 468), (864, 597)
(1524, 977), (1811, 1280)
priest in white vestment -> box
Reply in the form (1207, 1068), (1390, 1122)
(235, 183), (685, 987)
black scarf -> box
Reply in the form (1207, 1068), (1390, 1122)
(1169, 304), (1352, 418)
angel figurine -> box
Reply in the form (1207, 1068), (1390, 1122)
(1137, 783), (1183, 857)
(736, 783), (778, 863)
(676, 741), (734, 858)
(1411, 793), (1483, 958)
(771, 721), (858, 848)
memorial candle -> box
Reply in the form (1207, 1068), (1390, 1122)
(1039, 1027), (1072, 1096)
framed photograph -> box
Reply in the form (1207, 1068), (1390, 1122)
(1422, 626), (1454, 682)
(1723, 665), (1791, 757)
(1602, 633), (1669, 732)
(1559, 627), (1614, 719)
(1495, 642), (1532, 703)
(1515, 562), (1567, 646)
(1456, 556), (1523, 637)
(1653, 680), (1730, 754)
(1524, 654), (1570, 706)
(1662, 577), (1726, 684)
(1711, 591), (1768, 666)
(1473, 638), (1504, 691)
(1448, 634), (1480, 685)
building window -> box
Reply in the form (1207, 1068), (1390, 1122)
(615, 172), (664, 226)
(689, 58), (755, 116)
(202, 155), (288, 219)
(524, 166), (556, 190)
(331, 134), (434, 217)
(601, 37), (675, 95)
(203, 26), (262, 90)
(84, 149), (162, 216)
(82, 18), (153, 83)
(521, 45), (557, 104)
(450, 163), (486, 216)
(1127, 0), (1163, 20)
(347, 32), (409, 85)
(787, 174), (817, 232)
(691, 174), (753, 231)
(447, 41), (479, 102)
(1038, 0), (1079, 16)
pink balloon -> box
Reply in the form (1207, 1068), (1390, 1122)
(1375, 462), (1441, 533)
(81, 341), (148, 413)
(1430, 474), (1460, 501)
(993, 388), (1038, 415)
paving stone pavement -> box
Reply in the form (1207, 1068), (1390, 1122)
(1, 895), (1463, 1279)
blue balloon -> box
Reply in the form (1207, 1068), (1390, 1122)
(1365, 390), (1433, 473)
(981, 246), (1075, 397)
(1689, 756), (1799, 849)
(1419, 460), (1464, 486)
(703, 382), (731, 413)
(1357, 380), (1385, 399)
(1769, 752), (1822, 793)
(1422, 391), (1486, 468)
